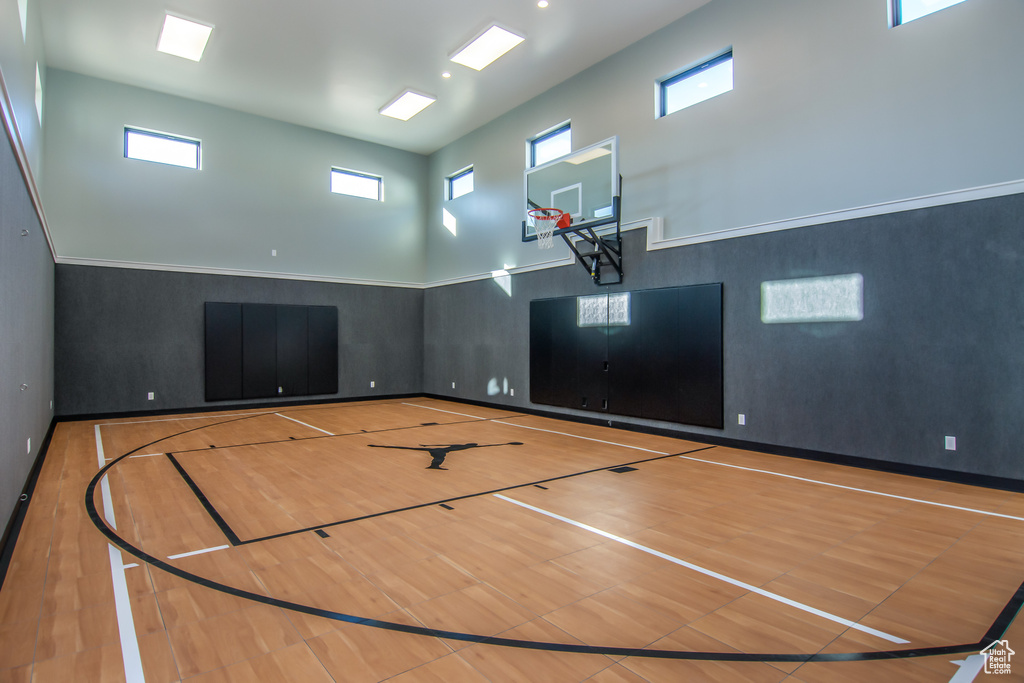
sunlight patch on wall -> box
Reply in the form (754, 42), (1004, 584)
(761, 274), (863, 323)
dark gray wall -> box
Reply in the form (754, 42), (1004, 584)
(424, 193), (1024, 481)
(0, 131), (55, 529)
(55, 266), (423, 416)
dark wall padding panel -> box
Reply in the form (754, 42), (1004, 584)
(203, 303), (242, 401)
(531, 285), (723, 428)
(424, 193), (1024, 482)
(206, 302), (336, 401)
(57, 267), (422, 415)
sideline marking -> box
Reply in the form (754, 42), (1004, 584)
(403, 402), (493, 420)
(168, 545), (230, 560)
(496, 493), (909, 645)
(678, 455), (1024, 522)
(949, 654), (987, 681)
(276, 412), (334, 436)
(494, 420), (668, 455)
(94, 425), (146, 682)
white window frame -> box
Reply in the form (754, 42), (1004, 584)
(656, 49), (734, 119)
(124, 126), (202, 170)
(447, 166), (474, 200)
(528, 122), (571, 168)
(330, 167), (383, 201)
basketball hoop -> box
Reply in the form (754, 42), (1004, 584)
(528, 208), (569, 250)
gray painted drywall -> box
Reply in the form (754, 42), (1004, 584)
(41, 69), (429, 284)
(0, 129), (55, 532)
(426, 0), (1024, 282)
(424, 192), (1024, 481)
(54, 265), (423, 416)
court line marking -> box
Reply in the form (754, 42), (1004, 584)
(949, 654), (987, 682)
(403, 402), (495, 420)
(100, 411), (277, 427)
(495, 493), (909, 645)
(678, 455), (1024, 523)
(493, 420), (669, 455)
(276, 412), (334, 436)
(94, 425), (147, 682)
(167, 545), (230, 560)
(129, 453), (163, 459)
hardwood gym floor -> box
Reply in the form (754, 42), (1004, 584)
(1, 398), (1022, 682)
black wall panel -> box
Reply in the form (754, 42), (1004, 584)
(276, 305), (309, 397)
(242, 304), (278, 399)
(204, 303), (242, 401)
(678, 283), (723, 429)
(307, 306), (339, 395)
(530, 284), (723, 429)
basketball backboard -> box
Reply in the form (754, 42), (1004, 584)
(523, 136), (619, 242)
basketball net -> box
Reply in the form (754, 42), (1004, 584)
(529, 208), (564, 250)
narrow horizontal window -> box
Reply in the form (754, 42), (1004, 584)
(124, 127), (201, 169)
(893, 0), (967, 25)
(331, 168), (382, 201)
(447, 167), (474, 199)
(658, 51), (733, 118)
(761, 274), (864, 324)
(530, 123), (571, 167)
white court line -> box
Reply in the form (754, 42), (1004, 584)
(493, 420), (669, 455)
(403, 402), (493, 420)
(678, 455), (1024, 523)
(129, 453), (163, 459)
(123, 563), (139, 569)
(95, 425), (146, 682)
(495, 493), (909, 645)
(167, 545), (230, 560)
(276, 412), (334, 436)
(100, 411), (276, 426)
(949, 654), (987, 682)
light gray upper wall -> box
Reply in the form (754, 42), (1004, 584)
(426, 0), (1024, 282)
(41, 69), (429, 284)
(0, 0), (46, 174)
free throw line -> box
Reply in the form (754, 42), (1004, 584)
(495, 493), (909, 645)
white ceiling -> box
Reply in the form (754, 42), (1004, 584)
(37, 0), (712, 155)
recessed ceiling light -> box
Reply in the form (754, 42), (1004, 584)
(538, 0), (549, 7)
(379, 90), (436, 121)
(157, 15), (213, 62)
(442, 72), (452, 79)
(449, 25), (525, 71)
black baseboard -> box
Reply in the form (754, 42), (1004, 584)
(0, 418), (57, 592)
(424, 393), (1024, 494)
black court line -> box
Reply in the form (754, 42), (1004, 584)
(165, 452), (242, 546)
(84, 409), (1024, 664)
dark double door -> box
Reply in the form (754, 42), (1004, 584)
(205, 302), (338, 401)
(530, 284), (723, 429)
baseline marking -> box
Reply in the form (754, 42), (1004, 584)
(495, 493), (909, 645)
(100, 411), (276, 426)
(94, 425), (146, 682)
(403, 402), (495, 420)
(168, 545), (230, 560)
(678, 455), (1024, 522)
(493, 420), (668, 455)
(276, 412), (334, 436)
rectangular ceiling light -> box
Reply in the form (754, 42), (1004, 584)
(450, 25), (525, 71)
(157, 15), (213, 62)
(379, 90), (436, 121)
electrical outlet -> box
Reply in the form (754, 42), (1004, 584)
(370, 380), (375, 388)
(738, 414), (746, 426)
(272, 249), (277, 256)
(452, 381), (456, 389)
(510, 388), (514, 397)
(945, 436), (956, 451)
(147, 392), (155, 400)
(27, 438), (31, 454)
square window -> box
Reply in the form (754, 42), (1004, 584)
(530, 124), (571, 167)
(124, 127), (201, 169)
(658, 51), (733, 118)
(331, 168), (382, 201)
(447, 167), (474, 199)
(893, 0), (967, 25)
